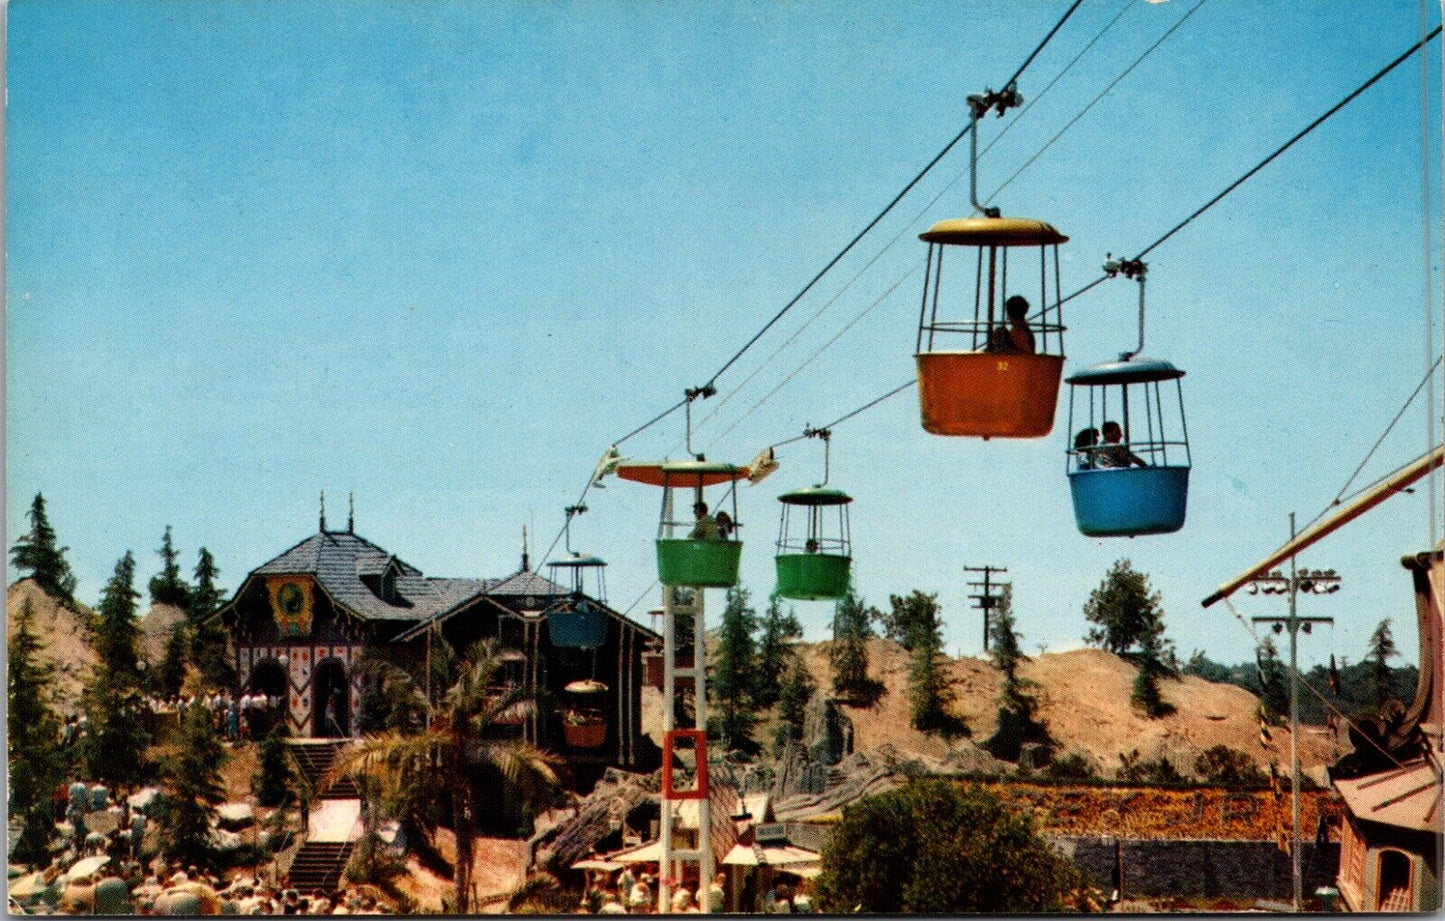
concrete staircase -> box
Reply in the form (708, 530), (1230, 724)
(285, 739), (360, 799)
(286, 840), (353, 893)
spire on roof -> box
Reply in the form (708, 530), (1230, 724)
(348, 492), (355, 534)
(320, 490), (327, 533)
(521, 525), (530, 572)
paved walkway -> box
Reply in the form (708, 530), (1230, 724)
(306, 798), (362, 843)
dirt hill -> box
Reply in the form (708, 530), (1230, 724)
(7, 578), (98, 713)
(794, 638), (1338, 781)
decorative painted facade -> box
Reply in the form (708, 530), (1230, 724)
(214, 519), (661, 782)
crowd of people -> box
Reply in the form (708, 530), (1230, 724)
(13, 858), (401, 915)
(576, 869), (815, 914)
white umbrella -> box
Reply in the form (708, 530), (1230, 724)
(65, 856), (110, 882)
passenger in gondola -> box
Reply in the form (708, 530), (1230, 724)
(689, 503), (720, 541)
(1095, 421), (1148, 468)
(1073, 427), (1100, 470)
(715, 509), (734, 540)
(985, 295), (1036, 354)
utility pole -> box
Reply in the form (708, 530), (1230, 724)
(1246, 512), (1340, 913)
(965, 565), (1008, 652)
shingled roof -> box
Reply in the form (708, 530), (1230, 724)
(244, 530), (489, 623)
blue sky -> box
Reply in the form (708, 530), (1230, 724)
(8, 0), (1442, 672)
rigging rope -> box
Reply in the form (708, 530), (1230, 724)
(1419, 0), (1440, 552)
(1221, 596), (1409, 772)
(1303, 355), (1444, 531)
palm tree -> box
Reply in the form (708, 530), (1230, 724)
(326, 640), (560, 913)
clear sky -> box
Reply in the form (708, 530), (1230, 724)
(7, 0), (1442, 673)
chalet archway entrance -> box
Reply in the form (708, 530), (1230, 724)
(313, 658), (350, 738)
(247, 658), (287, 738)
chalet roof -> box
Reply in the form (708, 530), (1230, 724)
(1334, 752), (1442, 834)
(227, 528), (659, 641)
(245, 530), (483, 623)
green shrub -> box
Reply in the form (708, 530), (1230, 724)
(813, 778), (1088, 913)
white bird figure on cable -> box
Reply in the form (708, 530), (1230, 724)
(591, 446), (624, 487)
(746, 446), (779, 485)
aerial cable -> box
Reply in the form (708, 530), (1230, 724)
(703, 265), (920, 450)
(690, 0), (1126, 452)
(1303, 355), (1443, 531)
(770, 378), (919, 450)
(1050, 23), (1445, 315)
(696, 0), (1086, 395)
(765, 26), (1445, 472)
(986, 0), (1209, 205)
(609, 0), (1086, 459)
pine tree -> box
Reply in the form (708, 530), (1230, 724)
(1130, 594), (1176, 719)
(8, 598), (64, 866)
(828, 592), (876, 699)
(10, 493), (79, 605)
(754, 594), (803, 708)
(1366, 619), (1399, 711)
(82, 551), (150, 784)
(253, 723), (293, 808)
(773, 658), (816, 754)
(1255, 636), (1289, 725)
(878, 591), (939, 651)
(188, 547), (225, 622)
(158, 704), (227, 862)
(1082, 559), (1165, 655)
(188, 548), (235, 691)
(894, 591), (964, 736)
(156, 623), (191, 698)
(709, 587), (760, 753)
(985, 587), (1049, 758)
(149, 525), (193, 608)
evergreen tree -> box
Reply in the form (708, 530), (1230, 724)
(1082, 559), (1165, 655)
(878, 590), (940, 651)
(10, 492), (78, 605)
(1254, 636), (1289, 725)
(188, 548), (235, 691)
(188, 547), (226, 622)
(1130, 595), (1176, 718)
(985, 587), (1049, 759)
(149, 525), (193, 608)
(156, 623), (191, 698)
(82, 551), (150, 784)
(709, 587), (760, 753)
(773, 658), (816, 754)
(893, 591), (964, 736)
(8, 598), (64, 866)
(828, 592), (877, 699)
(1366, 619), (1399, 711)
(253, 723), (294, 808)
(754, 594), (802, 708)
(158, 704), (226, 863)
